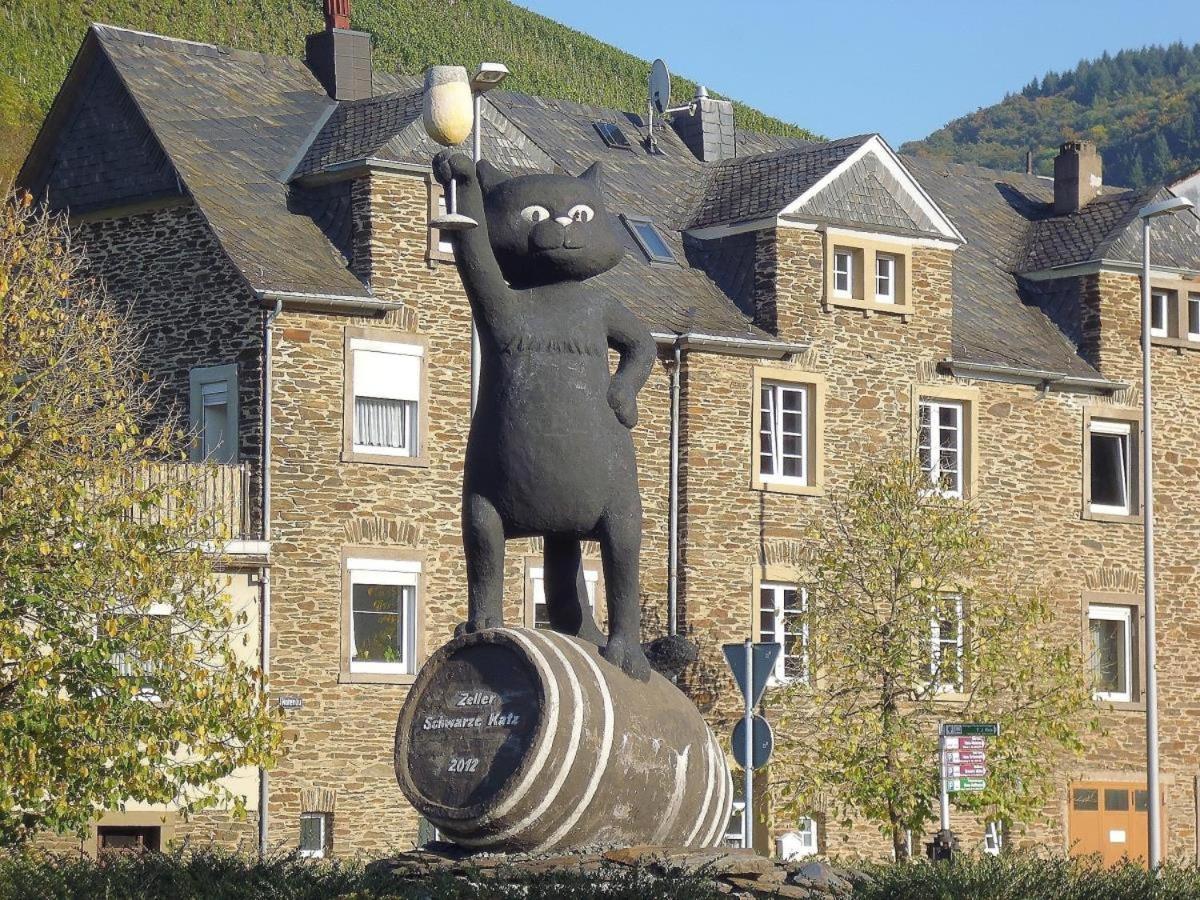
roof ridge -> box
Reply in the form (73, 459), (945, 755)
(90, 22), (299, 70)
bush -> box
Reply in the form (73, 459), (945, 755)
(0, 847), (725, 900)
(850, 853), (1200, 900)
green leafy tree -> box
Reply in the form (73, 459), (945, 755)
(0, 195), (280, 845)
(770, 455), (1096, 861)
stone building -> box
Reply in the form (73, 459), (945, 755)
(19, 8), (1200, 863)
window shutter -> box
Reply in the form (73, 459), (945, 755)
(353, 342), (422, 402)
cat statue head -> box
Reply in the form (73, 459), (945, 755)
(477, 161), (624, 288)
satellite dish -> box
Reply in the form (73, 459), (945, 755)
(649, 58), (671, 115)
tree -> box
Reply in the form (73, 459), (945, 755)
(0, 195), (280, 845)
(769, 455), (1096, 861)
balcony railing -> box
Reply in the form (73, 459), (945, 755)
(128, 462), (256, 543)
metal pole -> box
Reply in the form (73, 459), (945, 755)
(743, 638), (753, 850)
(940, 734), (950, 833)
(467, 92), (483, 414)
(1142, 217), (1161, 869)
(667, 341), (681, 636)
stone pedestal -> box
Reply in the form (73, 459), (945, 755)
(394, 627), (732, 853)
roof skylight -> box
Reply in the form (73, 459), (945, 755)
(621, 215), (677, 265)
(594, 121), (633, 151)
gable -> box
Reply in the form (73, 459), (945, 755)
(20, 41), (179, 213)
(781, 137), (962, 243)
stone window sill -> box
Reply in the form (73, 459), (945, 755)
(752, 479), (824, 498)
(1151, 335), (1200, 351)
(1095, 697), (1146, 713)
(341, 450), (430, 468)
(1082, 508), (1144, 525)
(825, 295), (912, 318)
(338, 670), (418, 686)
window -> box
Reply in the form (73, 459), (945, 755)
(724, 799), (746, 848)
(875, 253), (896, 302)
(299, 813), (328, 859)
(929, 594), (963, 693)
(1088, 418), (1135, 517)
(776, 818), (819, 860)
(594, 121), (633, 150)
(105, 603), (172, 701)
(833, 249), (853, 297)
(758, 583), (808, 683)
(98, 826), (160, 853)
(1188, 294), (1200, 341)
(983, 821), (1004, 856)
(1088, 604), (1134, 703)
(1150, 290), (1172, 338)
(918, 399), (963, 498)
(428, 184), (454, 262)
(621, 215), (676, 264)
(527, 564), (600, 629)
(344, 330), (427, 466)
(346, 557), (419, 676)
(189, 364), (238, 464)
(760, 382), (808, 484)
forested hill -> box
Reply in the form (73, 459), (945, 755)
(902, 43), (1200, 188)
(0, 0), (814, 185)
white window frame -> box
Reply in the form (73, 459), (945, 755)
(298, 812), (327, 859)
(875, 253), (896, 302)
(930, 594), (964, 694)
(346, 557), (420, 675)
(777, 817), (819, 859)
(759, 582), (808, 684)
(1088, 604), (1133, 703)
(188, 363), (238, 464)
(105, 601), (173, 703)
(1187, 294), (1200, 342)
(350, 338), (424, 459)
(1088, 418), (1133, 517)
(983, 821), (1003, 856)
(759, 381), (809, 486)
(724, 799), (746, 848)
(1150, 290), (1170, 338)
(833, 249), (853, 297)
(436, 194), (454, 256)
(528, 565), (599, 630)
(918, 399), (964, 499)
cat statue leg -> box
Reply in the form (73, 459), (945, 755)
(597, 503), (652, 681)
(543, 534), (606, 646)
(460, 491), (506, 634)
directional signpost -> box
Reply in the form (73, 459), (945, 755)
(723, 640), (781, 850)
(929, 723), (1000, 861)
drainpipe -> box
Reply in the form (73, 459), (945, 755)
(667, 339), (682, 636)
(258, 297), (282, 857)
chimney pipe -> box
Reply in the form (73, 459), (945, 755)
(670, 85), (735, 163)
(1025, 149), (1033, 175)
(324, 0), (351, 29)
(306, 0), (372, 101)
(1053, 140), (1103, 215)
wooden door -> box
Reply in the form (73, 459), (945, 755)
(1068, 781), (1155, 866)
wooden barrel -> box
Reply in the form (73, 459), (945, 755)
(394, 627), (732, 853)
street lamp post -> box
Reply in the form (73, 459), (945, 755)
(467, 63), (509, 413)
(1137, 194), (1194, 869)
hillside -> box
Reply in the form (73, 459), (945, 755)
(0, 0), (816, 185)
(902, 43), (1200, 188)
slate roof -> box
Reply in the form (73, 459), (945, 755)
(24, 24), (1200, 373)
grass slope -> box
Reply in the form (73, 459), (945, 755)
(902, 43), (1200, 188)
(0, 0), (816, 184)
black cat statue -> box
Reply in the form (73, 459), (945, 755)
(432, 150), (656, 681)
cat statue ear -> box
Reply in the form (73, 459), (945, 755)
(476, 160), (508, 195)
(580, 161), (603, 187)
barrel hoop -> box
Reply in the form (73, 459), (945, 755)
(650, 743), (691, 845)
(533, 634), (614, 852)
(698, 731), (731, 848)
(449, 628), (560, 830)
(449, 630), (585, 847)
(683, 728), (719, 846)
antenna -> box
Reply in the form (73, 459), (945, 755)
(645, 58), (700, 155)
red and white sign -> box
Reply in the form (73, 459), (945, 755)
(944, 763), (987, 778)
(943, 750), (986, 764)
(942, 736), (986, 751)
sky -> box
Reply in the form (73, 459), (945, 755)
(512, 0), (1198, 147)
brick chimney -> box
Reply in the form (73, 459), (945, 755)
(1053, 140), (1102, 215)
(671, 85), (736, 163)
(306, 0), (372, 101)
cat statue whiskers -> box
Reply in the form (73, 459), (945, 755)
(433, 150), (656, 680)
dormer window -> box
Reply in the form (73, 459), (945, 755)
(824, 234), (909, 314)
(833, 250), (853, 297)
(622, 215), (677, 265)
(875, 254), (896, 303)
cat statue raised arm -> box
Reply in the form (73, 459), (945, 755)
(432, 150), (656, 680)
